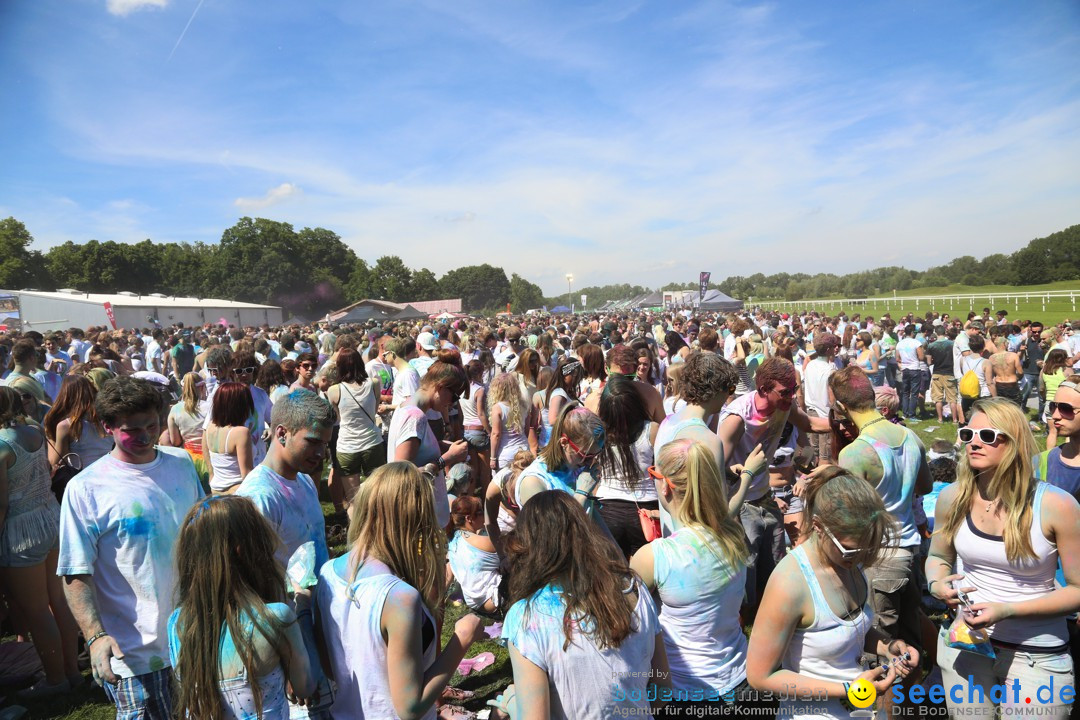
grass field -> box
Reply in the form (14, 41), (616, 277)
(759, 280), (1080, 327)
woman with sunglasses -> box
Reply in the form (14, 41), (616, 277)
(926, 397), (1080, 717)
(631, 439), (761, 712)
(515, 406), (606, 517)
(748, 466), (916, 718)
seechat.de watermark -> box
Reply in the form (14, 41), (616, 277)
(889, 676), (1074, 716)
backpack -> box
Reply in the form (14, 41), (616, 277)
(959, 358), (982, 400)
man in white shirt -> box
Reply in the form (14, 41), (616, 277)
(802, 333), (839, 464)
(60, 377), (202, 715)
(895, 327), (925, 418)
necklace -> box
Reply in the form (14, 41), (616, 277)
(860, 416), (888, 431)
(984, 498), (1000, 513)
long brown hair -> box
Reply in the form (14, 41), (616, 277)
(173, 496), (288, 720)
(346, 462), (447, 621)
(43, 375), (102, 442)
(506, 490), (635, 650)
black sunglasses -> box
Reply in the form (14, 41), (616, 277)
(1049, 401), (1076, 418)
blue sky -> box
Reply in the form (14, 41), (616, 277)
(1, 1), (1078, 296)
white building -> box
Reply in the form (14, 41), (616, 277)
(0, 289), (282, 331)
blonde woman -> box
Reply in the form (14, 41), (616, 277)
(168, 372), (208, 487)
(631, 439), (753, 710)
(316, 462), (485, 719)
(926, 397), (1080, 717)
(488, 373), (537, 473)
(747, 467), (917, 719)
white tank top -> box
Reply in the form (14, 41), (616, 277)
(317, 556), (436, 720)
(494, 402), (529, 468)
(954, 482), (1065, 648)
(335, 382), (381, 454)
(718, 393), (789, 502)
(459, 382), (484, 428)
(781, 545), (872, 720)
(596, 424), (657, 502)
(652, 527), (747, 695)
(70, 420), (115, 467)
(208, 426), (245, 492)
(446, 531), (501, 611)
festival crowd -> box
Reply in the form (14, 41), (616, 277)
(1, 305), (1080, 719)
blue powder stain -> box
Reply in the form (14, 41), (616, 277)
(120, 502), (152, 536)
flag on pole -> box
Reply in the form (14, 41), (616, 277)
(699, 272), (711, 300)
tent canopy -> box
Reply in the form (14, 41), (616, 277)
(698, 289), (744, 312)
(550, 305), (571, 313)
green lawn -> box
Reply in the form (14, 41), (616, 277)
(759, 280), (1080, 326)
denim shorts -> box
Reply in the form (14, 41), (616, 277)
(0, 534), (57, 568)
(464, 429), (490, 450)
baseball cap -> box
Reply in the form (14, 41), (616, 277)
(417, 332), (438, 351)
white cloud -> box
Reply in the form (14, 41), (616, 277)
(106, 0), (168, 17)
(234, 183), (301, 211)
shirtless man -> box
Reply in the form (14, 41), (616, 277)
(986, 345), (1024, 407)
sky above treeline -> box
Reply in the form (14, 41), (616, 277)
(1, 1), (1078, 295)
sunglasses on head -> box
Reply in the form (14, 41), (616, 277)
(1049, 401), (1077, 418)
(562, 434), (602, 463)
(958, 427), (1009, 445)
(647, 465), (676, 492)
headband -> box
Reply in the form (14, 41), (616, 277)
(561, 360), (581, 376)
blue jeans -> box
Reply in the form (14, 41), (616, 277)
(901, 369), (921, 417)
(885, 358), (899, 388)
(1021, 374), (1039, 415)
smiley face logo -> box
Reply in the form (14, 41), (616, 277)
(847, 678), (876, 709)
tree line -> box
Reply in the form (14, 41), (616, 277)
(0, 216), (547, 317)
(1, 216), (1075, 316)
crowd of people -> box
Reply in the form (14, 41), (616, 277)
(1, 304), (1079, 719)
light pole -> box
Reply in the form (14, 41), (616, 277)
(566, 273), (573, 314)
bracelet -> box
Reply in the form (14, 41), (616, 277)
(86, 630), (109, 649)
(927, 579), (938, 596)
(840, 682), (856, 712)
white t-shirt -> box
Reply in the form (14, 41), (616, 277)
(235, 466), (329, 576)
(387, 404), (450, 527)
(57, 451), (204, 677)
(392, 366), (421, 406)
(802, 358), (835, 416)
(895, 337), (922, 372)
(146, 341), (164, 373)
(501, 582), (660, 720)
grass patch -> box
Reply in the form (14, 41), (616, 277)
(761, 280), (1080, 326)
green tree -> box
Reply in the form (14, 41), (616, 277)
(510, 273), (545, 312)
(345, 259), (373, 301)
(439, 265), (510, 311)
(0, 218), (40, 290)
(410, 268), (440, 301)
(369, 256), (413, 302)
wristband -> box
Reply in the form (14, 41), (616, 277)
(927, 579), (938, 596)
(87, 630), (109, 649)
(840, 682), (856, 712)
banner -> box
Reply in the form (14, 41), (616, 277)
(699, 272), (711, 300)
(581, 294), (587, 307)
(103, 301), (117, 329)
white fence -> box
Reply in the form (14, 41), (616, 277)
(754, 290), (1080, 315)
